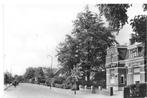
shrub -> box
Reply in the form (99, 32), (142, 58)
(54, 83), (64, 88)
(45, 78), (52, 86)
(62, 82), (72, 89)
(53, 76), (65, 84)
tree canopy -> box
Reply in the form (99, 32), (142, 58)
(130, 15), (147, 44)
(57, 7), (117, 84)
(4, 72), (13, 85)
(24, 67), (35, 80)
(97, 4), (130, 31)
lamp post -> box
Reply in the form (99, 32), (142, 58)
(48, 55), (53, 73)
(48, 55), (53, 88)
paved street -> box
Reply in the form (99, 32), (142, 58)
(4, 83), (123, 98)
(4, 83), (77, 98)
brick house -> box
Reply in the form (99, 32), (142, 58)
(105, 43), (146, 90)
(125, 43), (145, 85)
(105, 45), (127, 90)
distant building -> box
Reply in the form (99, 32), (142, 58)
(105, 43), (146, 90)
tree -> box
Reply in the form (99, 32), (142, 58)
(97, 4), (130, 32)
(44, 67), (54, 79)
(15, 75), (24, 83)
(72, 7), (117, 84)
(92, 71), (106, 88)
(57, 7), (117, 86)
(4, 72), (13, 85)
(57, 34), (80, 75)
(71, 65), (83, 82)
(130, 15), (147, 44)
(34, 67), (45, 84)
(24, 67), (35, 82)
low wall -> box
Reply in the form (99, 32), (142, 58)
(79, 85), (110, 95)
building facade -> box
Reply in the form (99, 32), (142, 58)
(125, 43), (145, 85)
(105, 43), (146, 90)
(106, 45), (127, 90)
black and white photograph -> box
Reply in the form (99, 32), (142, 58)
(1, 0), (147, 98)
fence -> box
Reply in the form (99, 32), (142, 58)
(79, 85), (110, 95)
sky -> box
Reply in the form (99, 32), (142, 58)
(1, 2), (147, 75)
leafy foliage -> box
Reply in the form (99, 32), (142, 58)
(24, 67), (35, 81)
(97, 4), (130, 31)
(15, 75), (24, 83)
(34, 67), (45, 83)
(4, 72), (14, 85)
(130, 15), (147, 44)
(57, 7), (117, 85)
(57, 35), (79, 75)
(71, 65), (83, 81)
(92, 71), (106, 87)
(23, 67), (56, 84)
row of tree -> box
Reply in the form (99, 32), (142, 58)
(4, 66), (84, 89)
(4, 67), (56, 86)
(23, 67), (57, 84)
(56, 4), (147, 87)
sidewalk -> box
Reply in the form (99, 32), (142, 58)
(51, 87), (123, 98)
(79, 91), (123, 98)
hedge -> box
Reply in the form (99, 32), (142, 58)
(124, 82), (147, 98)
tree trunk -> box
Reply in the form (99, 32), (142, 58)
(74, 81), (76, 94)
(144, 38), (147, 82)
(86, 71), (90, 85)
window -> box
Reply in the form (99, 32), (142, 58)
(138, 47), (143, 56)
(110, 77), (115, 84)
(129, 48), (138, 58)
(133, 67), (140, 84)
(133, 74), (140, 84)
(106, 57), (111, 64)
(133, 67), (140, 73)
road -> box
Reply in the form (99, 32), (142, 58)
(4, 83), (79, 98)
(3, 83), (123, 98)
